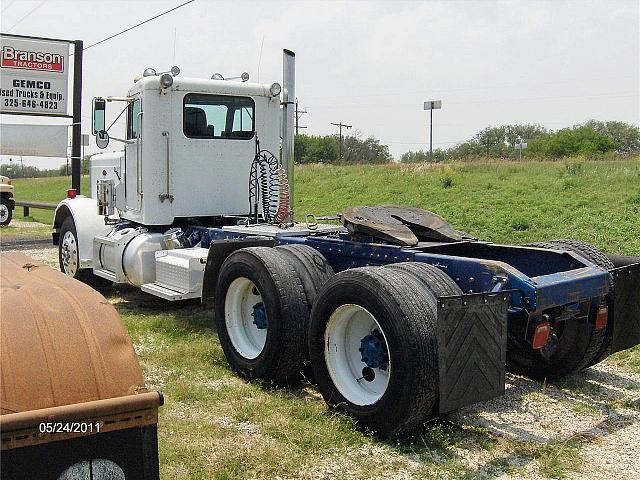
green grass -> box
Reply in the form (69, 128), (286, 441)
(9, 175), (89, 224)
(295, 158), (640, 255)
(6, 158), (640, 478)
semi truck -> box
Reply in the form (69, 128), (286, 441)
(52, 50), (640, 436)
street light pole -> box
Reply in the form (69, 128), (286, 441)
(430, 109), (433, 161)
(424, 100), (442, 162)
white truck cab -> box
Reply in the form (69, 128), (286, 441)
(96, 73), (282, 225)
(53, 50), (300, 294)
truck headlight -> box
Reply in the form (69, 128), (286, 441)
(270, 82), (281, 97)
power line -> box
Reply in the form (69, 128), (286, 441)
(331, 122), (352, 160)
(7, 0), (47, 31)
(84, 0), (195, 51)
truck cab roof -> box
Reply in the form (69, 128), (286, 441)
(128, 75), (276, 98)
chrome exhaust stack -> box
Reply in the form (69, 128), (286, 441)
(282, 49), (295, 221)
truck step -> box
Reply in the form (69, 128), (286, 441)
(140, 282), (200, 301)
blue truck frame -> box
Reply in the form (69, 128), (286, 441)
(192, 225), (610, 313)
(134, 222), (640, 416)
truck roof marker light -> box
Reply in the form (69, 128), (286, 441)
(143, 67), (157, 77)
(66, 189), (77, 199)
(532, 322), (551, 349)
(270, 82), (281, 97)
(170, 66), (180, 77)
(212, 73), (224, 80)
(595, 305), (609, 330)
(241, 72), (249, 82)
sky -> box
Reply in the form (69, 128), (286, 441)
(1, 0), (639, 168)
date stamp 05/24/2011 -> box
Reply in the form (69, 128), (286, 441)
(38, 422), (102, 435)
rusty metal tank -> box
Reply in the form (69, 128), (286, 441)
(0, 252), (162, 480)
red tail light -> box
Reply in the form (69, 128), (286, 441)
(595, 305), (608, 330)
(66, 189), (77, 199)
(532, 322), (551, 349)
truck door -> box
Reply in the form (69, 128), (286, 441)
(172, 94), (256, 217)
(124, 97), (142, 211)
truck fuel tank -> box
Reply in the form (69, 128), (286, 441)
(95, 228), (167, 287)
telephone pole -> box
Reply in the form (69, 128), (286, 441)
(295, 98), (307, 135)
(331, 122), (352, 161)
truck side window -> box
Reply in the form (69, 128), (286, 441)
(126, 99), (141, 139)
(183, 94), (255, 139)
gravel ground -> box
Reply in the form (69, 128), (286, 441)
(4, 244), (639, 479)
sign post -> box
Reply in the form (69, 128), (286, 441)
(516, 141), (527, 161)
(423, 100), (442, 162)
(71, 40), (83, 193)
(1, 33), (83, 193)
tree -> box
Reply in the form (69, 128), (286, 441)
(527, 124), (618, 157)
(582, 120), (640, 154)
(294, 133), (391, 164)
(400, 148), (448, 163)
(341, 132), (393, 164)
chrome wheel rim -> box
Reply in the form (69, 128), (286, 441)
(0, 203), (8, 223)
(61, 230), (78, 276)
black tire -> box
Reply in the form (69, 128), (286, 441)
(274, 244), (335, 308)
(308, 266), (439, 437)
(214, 247), (309, 383)
(0, 196), (12, 226)
(508, 239), (614, 379)
(58, 216), (112, 288)
(384, 262), (463, 297)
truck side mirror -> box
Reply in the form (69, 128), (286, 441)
(92, 98), (106, 135)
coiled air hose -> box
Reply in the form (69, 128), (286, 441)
(249, 149), (291, 224)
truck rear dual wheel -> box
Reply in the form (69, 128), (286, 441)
(214, 246), (334, 384)
(308, 265), (449, 437)
(508, 239), (614, 380)
(58, 216), (112, 288)
(274, 244), (335, 308)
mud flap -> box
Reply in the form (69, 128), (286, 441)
(611, 262), (640, 354)
(437, 293), (509, 414)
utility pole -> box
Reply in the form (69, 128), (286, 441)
(331, 122), (352, 161)
(295, 98), (307, 135)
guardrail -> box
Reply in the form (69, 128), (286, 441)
(15, 201), (57, 217)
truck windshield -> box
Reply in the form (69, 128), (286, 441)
(183, 94), (254, 139)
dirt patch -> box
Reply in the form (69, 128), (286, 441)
(4, 220), (48, 229)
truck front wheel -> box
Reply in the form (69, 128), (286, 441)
(0, 196), (12, 226)
(58, 216), (112, 288)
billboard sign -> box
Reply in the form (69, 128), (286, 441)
(0, 34), (70, 116)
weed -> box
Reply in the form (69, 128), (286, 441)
(440, 174), (455, 189)
(511, 218), (530, 231)
(564, 160), (584, 175)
